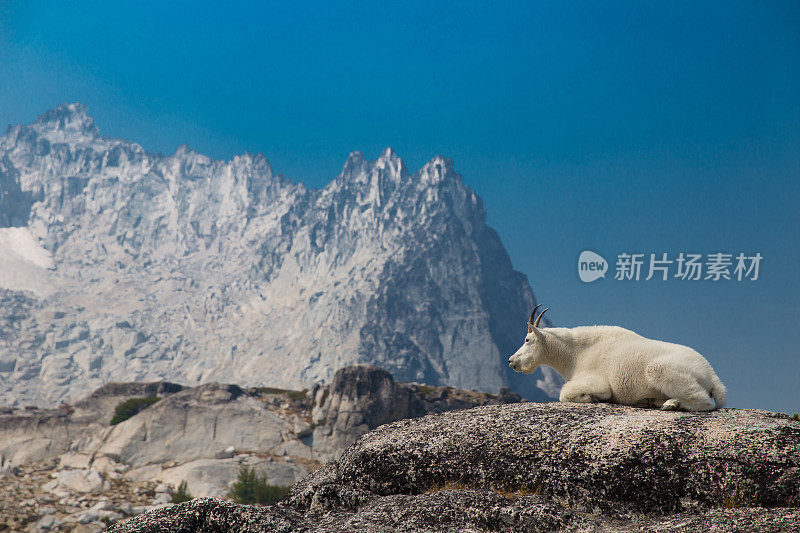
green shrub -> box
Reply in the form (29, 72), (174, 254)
(109, 396), (160, 425)
(229, 466), (290, 505)
(792, 413), (799, 422)
(171, 481), (193, 504)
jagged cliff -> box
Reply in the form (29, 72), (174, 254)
(0, 104), (558, 406)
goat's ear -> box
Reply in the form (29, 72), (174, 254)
(526, 324), (544, 340)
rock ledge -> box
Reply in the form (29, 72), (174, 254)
(110, 402), (800, 532)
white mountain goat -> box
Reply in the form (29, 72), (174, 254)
(508, 305), (726, 411)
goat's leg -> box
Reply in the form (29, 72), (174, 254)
(645, 363), (715, 412)
(559, 374), (612, 404)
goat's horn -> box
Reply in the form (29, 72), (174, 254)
(533, 307), (550, 328)
(529, 304), (542, 325)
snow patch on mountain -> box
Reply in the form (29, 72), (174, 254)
(0, 227), (54, 297)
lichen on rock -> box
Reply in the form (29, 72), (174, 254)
(108, 402), (800, 532)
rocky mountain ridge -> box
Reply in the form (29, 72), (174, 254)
(0, 103), (558, 407)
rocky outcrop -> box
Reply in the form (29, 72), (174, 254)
(0, 365), (517, 466)
(87, 383), (306, 468)
(109, 403), (800, 532)
(0, 381), (183, 467)
(70, 382), (184, 425)
(293, 403), (800, 515)
(310, 364), (521, 461)
(0, 366), (521, 530)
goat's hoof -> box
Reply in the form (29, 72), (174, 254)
(660, 399), (681, 411)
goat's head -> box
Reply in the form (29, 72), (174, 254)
(508, 304), (549, 374)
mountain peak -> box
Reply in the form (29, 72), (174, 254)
(339, 148), (407, 184)
(341, 151), (368, 178)
(375, 147), (406, 180)
(419, 155), (457, 186)
(379, 147), (398, 160)
(32, 103), (99, 137)
(230, 151), (273, 173)
(174, 144), (196, 156)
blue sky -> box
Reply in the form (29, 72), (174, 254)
(1, 1), (798, 411)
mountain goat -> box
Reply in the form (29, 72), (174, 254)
(508, 305), (726, 411)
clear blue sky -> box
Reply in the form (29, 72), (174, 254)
(1, 1), (798, 411)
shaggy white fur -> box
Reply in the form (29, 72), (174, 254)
(508, 309), (726, 411)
